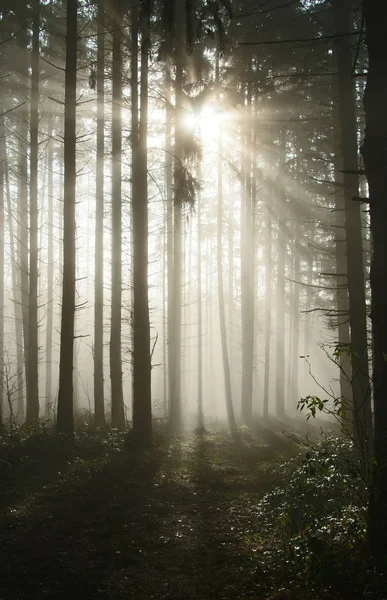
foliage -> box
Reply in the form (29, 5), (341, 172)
(0, 422), (127, 509)
(251, 435), (376, 598)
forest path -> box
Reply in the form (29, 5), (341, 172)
(0, 429), (296, 600)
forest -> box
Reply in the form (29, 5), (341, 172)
(0, 0), (386, 598)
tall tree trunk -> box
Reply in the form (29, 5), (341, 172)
(275, 130), (286, 419)
(290, 222), (300, 409)
(94, 0), (106, 426)
(45, 111), (54, 419)
(26, 0), (40, 425)
(132, 0), (152, 444)
(362, 0), (387, 567)
(334, 138), (353, 423)
(165, 62), (173, 420)
(217, 58), (235, 432)
(17, 8), (29, 423)
(2, 140), (24, 417)
(169, 0), (184, 432)
(263, 198), (272, 420)
(241, 80), (255, 426)
(335, 0), (372, 452)
(228, 179), (234, 387)
(110, 0), (125, 428)
(197, 158), (204, 430)
(0, 107), (4, 425)
(57, 0), (77, 437)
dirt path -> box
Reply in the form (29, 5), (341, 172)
(0, 432), (290, 600)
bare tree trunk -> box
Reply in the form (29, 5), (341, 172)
(2, 138), (24, 417)
(241, 82), (255, 426)
(165, 62), (173, 421)
(169, 1), (184, 432)
(217, 59), (235, 431)
(197, 159), (204, 430)
(0, 106), (4, 425)
(45, 111), (54, 419)
(132, 0), (152, 444)
(290, 222), (301, 410)
(263, 199), (272, 420)
(110, 0), (125, 428)
(94, 0), (106, 426)
(275, 130), (286, 419)
(334, 138), (353, 422)
(335, 0), (372, 450)
(26, 0), (40, 425)
(57, 0), (77, 437)
(362, 0), (387, 567)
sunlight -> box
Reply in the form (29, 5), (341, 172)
(183, 105), (223, 140)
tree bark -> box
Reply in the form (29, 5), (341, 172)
(197, 156), (204, 430)
(94, 0), (106, 427)
(45, 110), (54, 419)
(217, 57), (235, 432)
(362, 0), (387, 567)
(169, 0), (185, 432)
(275, 129), (286, 419)
(0, 106), (4, 425)
(110, 0), (125, 428)
(132, 0), (152, 444)
(26, 0), (40, 425)
(335, 0), (372, 453)
(241, 79), (255, 426)
(263, 198), (272, 420)
(57, 0), (77, 437)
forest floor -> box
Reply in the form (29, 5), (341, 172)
(0, 423), (378, 600)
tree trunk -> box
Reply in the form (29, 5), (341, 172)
(362, 0), (387, 567)
(165, 62), (173, 421)
(132, 0), (152, 444)
(241, 80), (255, 426)
(334, 137), (353, 424)
(275, 130), (286, 419)
(57, 0), (77, 437)
(263, 199), (272, 420)
(169, 0), (185, 432)
(290, 222), (300, 410)
(110, 0), (125, 428)
(94, 0), (106, 427)
(335, 0), (372, 453)
(217, 58), (235, 432)
(0, 106), (4, 425)
(2, 137), (24, 418)
(26, 0), (40, 425)
(44, 110), (54, 419)
(197, 158), (204, 430)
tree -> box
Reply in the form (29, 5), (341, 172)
(362, 0), (387, 568)
(335, 0), (372, 451)
(26, 0), (40, 425)
(110, 0), (125, 428)
(132, 0), (152, 444)
(94, 0), (106, 427)
(168, 0), (185, 432)
(57, 0), (78, 437)
(217, 54), (236, 433)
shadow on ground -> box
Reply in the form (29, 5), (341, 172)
(0, 430), (296, 600)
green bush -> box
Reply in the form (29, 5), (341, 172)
(254, 436), (370, 596)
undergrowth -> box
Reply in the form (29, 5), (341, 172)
(250, 434), (384, 599)
(0, 422), (127, 508)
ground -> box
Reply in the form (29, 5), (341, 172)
(0, 428), (300, 600)
(0, 425), (374, 600)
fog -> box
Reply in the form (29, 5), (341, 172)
(0, 0), (367, 434)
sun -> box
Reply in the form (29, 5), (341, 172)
(183, 105), (224, 141)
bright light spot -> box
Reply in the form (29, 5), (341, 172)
(183, 105), (224, 140)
